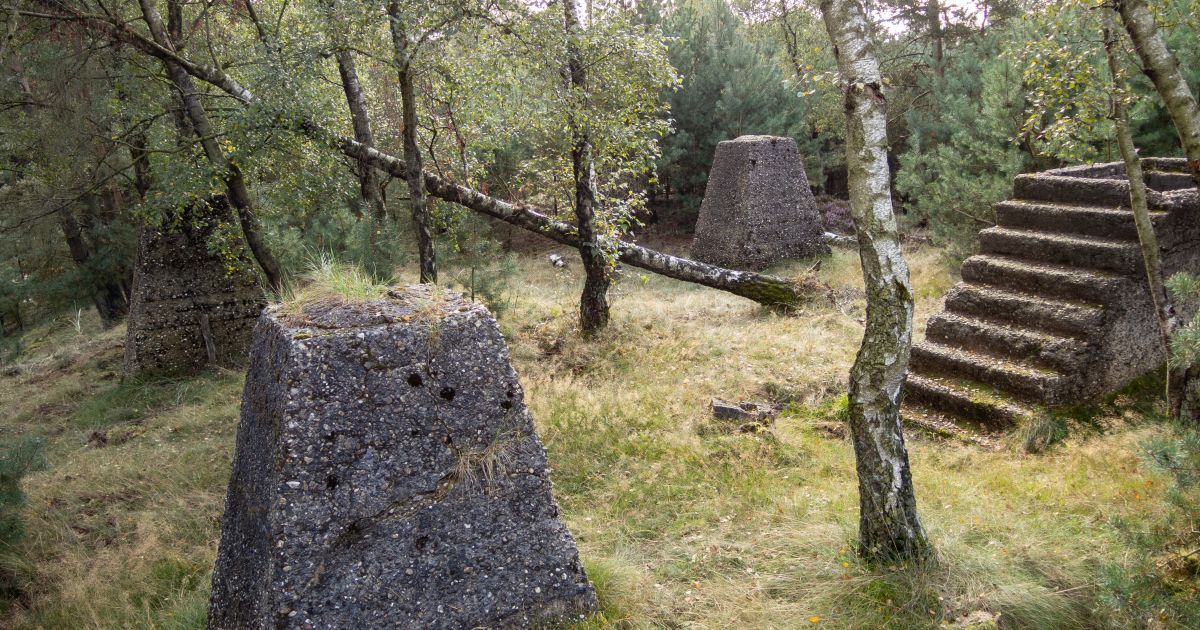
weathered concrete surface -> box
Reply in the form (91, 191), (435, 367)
(906, 158), (1200, 429)
(123, 197), (264, 376)
(691, 135), (829, 270)
(207, 286), (596, 629)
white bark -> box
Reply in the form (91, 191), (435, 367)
(1116, 0), (1200, 186)
(821, 0), (929, 562)
(1104, 14), (1178, 411)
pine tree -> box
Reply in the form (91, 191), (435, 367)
(896, 32), (1028, 261)
(656, 0), (817, 206)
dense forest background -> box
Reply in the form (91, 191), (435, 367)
(1, 0), (1197, 341)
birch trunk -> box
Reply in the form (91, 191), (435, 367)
(564, 0), (611, 334)
(821, 0), (930, 563)
(56, 8), (823, 309)
(334, 49), (388, 224)
(1116, 0), (1200, 186)
(1104, 14), (1180, 413)
(388, 0), (436, 284)
(138, 0), (283, 293)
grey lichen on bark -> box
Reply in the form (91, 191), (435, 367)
(821, 0), (930, 563)
(1104, 12), (1178, 410)
(563, 0), (611, 334)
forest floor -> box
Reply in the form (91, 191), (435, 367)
(2, 243), (1199, 628)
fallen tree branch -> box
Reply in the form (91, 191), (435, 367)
(39, 3), (825, 309)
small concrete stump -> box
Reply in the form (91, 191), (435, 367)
(207, 286), (597, 629)
(123, 197), (264, 376)
(691, 135), (829, 270)
(708, 398), (777, 433)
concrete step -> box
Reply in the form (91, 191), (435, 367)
(943, 282), (1106, 337)
(1013, 174), (1130, 206)
(925, 312), (1091, 373)
(979, 227), (1141, 273)
(1146, 170), (1195, 192)
(960, 255), (1124, 304)
(901, 402), (1004, 448)
(904, 372), (1036, 429)
(910, 341), (1068, 404)
(994, 200), (1165, 240)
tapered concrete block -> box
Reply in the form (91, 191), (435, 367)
(123, 196), (264, 376)
(691, 135), (828, 270)
(208, 286), (596, 628)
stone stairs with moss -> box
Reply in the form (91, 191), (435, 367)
(904, 159), (1200, 432)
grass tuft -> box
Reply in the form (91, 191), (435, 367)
(1016, 413), (1069, 454)
(277, 251), (392, 312)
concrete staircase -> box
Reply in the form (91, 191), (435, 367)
(904, 160), (1200, 431)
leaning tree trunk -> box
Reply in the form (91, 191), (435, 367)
(57, 204), (127, 327)
(138, 0), (284, 294)
(821, 0), (930, 563)
(1116, 0), (1200, 421)
(1116, 0), (1200, 187)
(1104, 14), (1180, 412)
(334, 50), (388, 224)
(388, 0), (436, 284)
(53, 8), (825, 309)
(563, 0), (611, 334)
(17, 67), (127, 325)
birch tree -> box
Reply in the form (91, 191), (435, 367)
(1103, 9), (1179, 411)
(820, 0), (930, 562)
(28, 0), (823, 310)
(323, 0), (387, 226)
(1115, 0), (1200, 187)
(137, 0), (284, 292)
(563, 0), (611, 334)
(388, 0), (436, 283)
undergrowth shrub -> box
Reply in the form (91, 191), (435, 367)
(0, 337), (20, 365)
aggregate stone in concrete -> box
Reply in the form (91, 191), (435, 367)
(123, 197), (264, 376)
(691, 135), (829, 270)
(207, 286), (596, 629)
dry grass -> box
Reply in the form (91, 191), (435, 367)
(0, 243), (1194, 628)
(276, 251), (393, 314)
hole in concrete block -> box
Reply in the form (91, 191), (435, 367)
(440, 387), (456, 401)
(326, 475), (338, 490)
(407, 373), (423, 387)
(500, 400), (512, 410)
